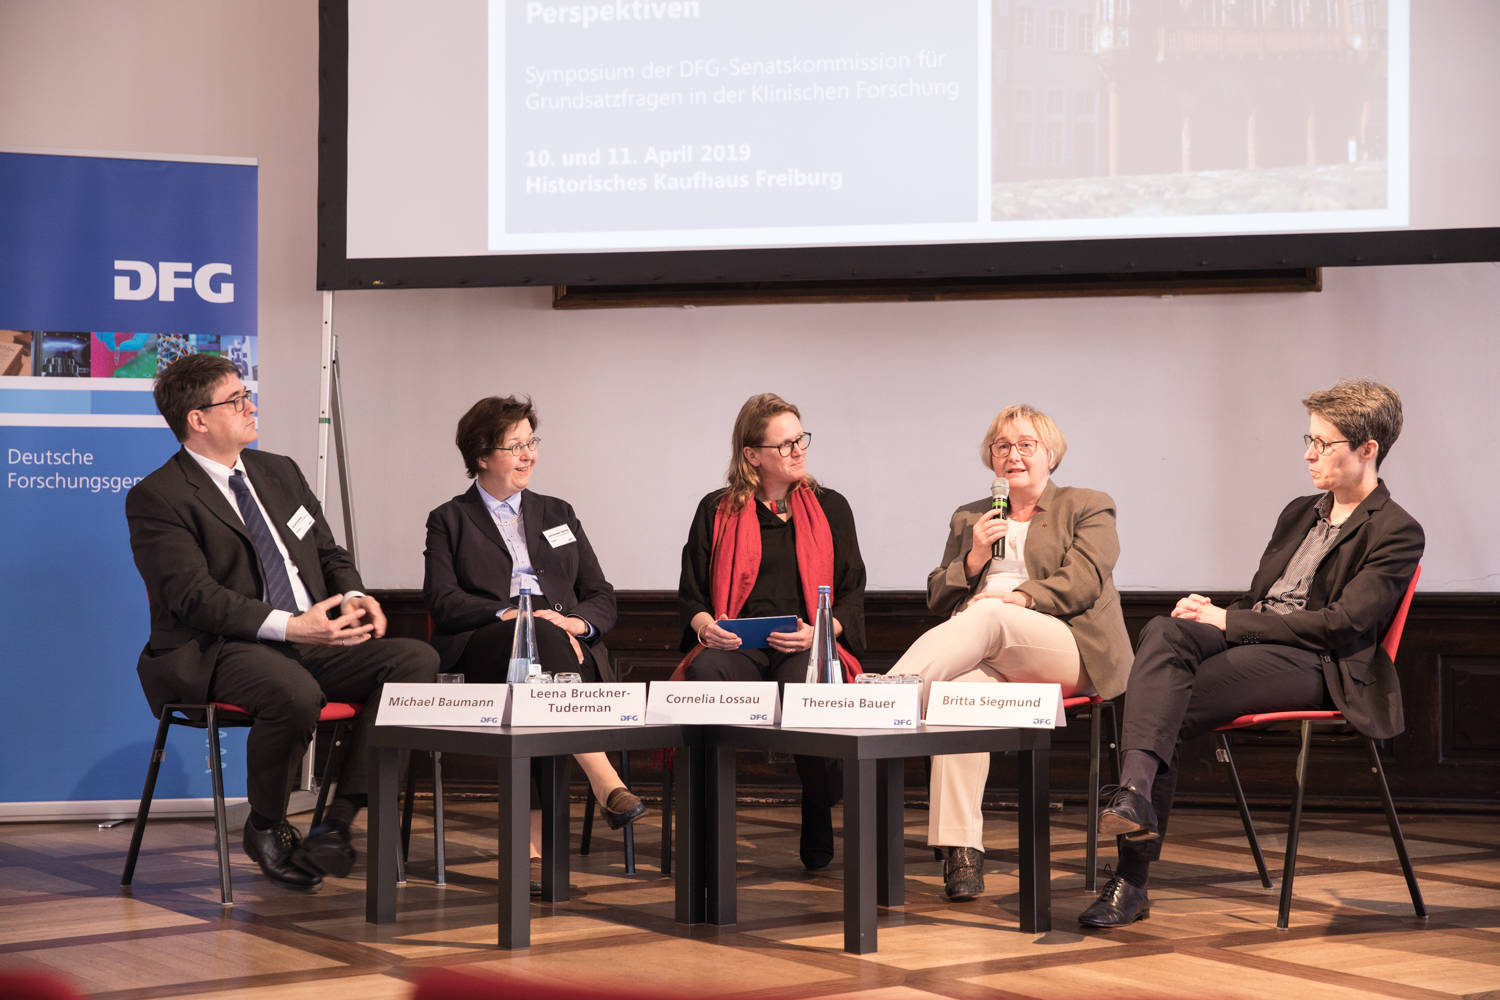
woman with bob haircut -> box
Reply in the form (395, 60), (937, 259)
(888, 404), (1132, 902)
(677, 392), (867, 871)
(424, 395), (644, 892)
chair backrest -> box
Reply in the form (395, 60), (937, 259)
(1380, 565), (1421, 662)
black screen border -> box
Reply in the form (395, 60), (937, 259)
(317, 1), (1500, 293)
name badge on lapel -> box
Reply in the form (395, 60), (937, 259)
(542, 524), (577, 548)
(287, 506), (315, 540)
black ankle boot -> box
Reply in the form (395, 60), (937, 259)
(799, 798), (835, 870)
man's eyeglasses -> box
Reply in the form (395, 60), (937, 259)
(990, 439), (1039, 458)
(496, 437), (541, 457)
(751, 432), (812, 457)
(1303, 434), (1350, 456)
(199, 390), (253, 414)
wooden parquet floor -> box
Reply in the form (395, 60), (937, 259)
(1, 800), (1497, 999)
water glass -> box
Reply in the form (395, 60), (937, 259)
(553, 672), (583, 684)
(524, 672), (554, 684)
(435, 673), (465, 684)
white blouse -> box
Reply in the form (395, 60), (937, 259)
(977, 518), (1031, 595)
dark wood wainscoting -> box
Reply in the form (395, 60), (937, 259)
(370, 589), (1500, 812)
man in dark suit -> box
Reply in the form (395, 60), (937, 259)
(1080, 379), (1424, 927)
(126, 354), (437, 892)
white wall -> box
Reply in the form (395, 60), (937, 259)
(3, 2), (1496, 594)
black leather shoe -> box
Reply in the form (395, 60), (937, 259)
(1078, 874), (1150, 927)
(603, 787), (647, 830)
(530, 859), (542, 897)
(942, 847), (985, 901)
(292, 819), (356, 879)
(1097, 783), (1160, 841)
(800, 800), (835, 871)
(243, 819), (322, 892)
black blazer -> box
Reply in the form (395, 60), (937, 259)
(125, 448), (362, 716)
(423, 485), (618, 679)
(1223, 481), (1424, 739)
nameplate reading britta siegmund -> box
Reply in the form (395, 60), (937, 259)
(923, 682), (1067, 729)
(644, 681), (780, 725)
(505, 682), (647, 727)
(375, 683), (511, 727)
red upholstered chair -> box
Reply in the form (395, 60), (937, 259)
(1213, 567), (1425, 929)
(1064, 694), (1121, 891)
(120, 700), (362, 905)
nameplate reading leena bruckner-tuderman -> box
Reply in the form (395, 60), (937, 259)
(923, 682), (1067, 729)
(504, 682), (647, 727)
(375, 683), (510, 727)
(779, 683), (920, 729)
(644, 681), (780, 726)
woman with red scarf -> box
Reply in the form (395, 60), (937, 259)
(677, 393), (867, 871)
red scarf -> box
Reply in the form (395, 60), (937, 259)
(674, 485), (862, 681)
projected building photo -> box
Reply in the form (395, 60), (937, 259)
(991, 0), (1390, 220)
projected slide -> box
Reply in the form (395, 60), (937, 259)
(489, 0), (984, 250)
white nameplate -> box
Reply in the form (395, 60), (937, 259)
(287, 505), (315, 540)
(504, 682), (646, 726)
(924, 682), (1066, 729)
(780, 684), (920, 730)
(542, 523), (577, 547)
(645, 681), (779, 726)
(375, 683), (509, 727)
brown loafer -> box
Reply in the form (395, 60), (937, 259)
(603, 787), (647, 829)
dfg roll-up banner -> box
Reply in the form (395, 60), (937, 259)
(0, 148), (258, 818)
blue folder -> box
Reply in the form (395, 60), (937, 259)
(717, 616), (798, 649)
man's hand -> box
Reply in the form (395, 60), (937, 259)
(341, 594), (387, 638)
(535, 609), (586, 636)
(286, 594), (375, 646)
(1172, 593), (1227, 631)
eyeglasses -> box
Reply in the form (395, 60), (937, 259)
(496, 437), (541, 457)
(199, 390), (253, 414)
(751, 432), (812, 457)
(990, 439), (1039, 458)
(1303, 434), (1350, 456)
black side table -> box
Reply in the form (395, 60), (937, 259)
(367, 723), (702, 948)
(702, 723), (1052, 954)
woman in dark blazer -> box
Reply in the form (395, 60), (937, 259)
(888, 404), (1132, 902)
(424, 396), (645, 875)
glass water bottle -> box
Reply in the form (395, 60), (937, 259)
(507, 586), (543, 683)
(807, 585), (842, 684)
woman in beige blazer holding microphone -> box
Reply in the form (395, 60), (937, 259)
(888, 404), (1132, 902)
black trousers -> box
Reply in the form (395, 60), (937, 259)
(1118, 616), (1326, 866)
(686, 647), (843, 810)
(208, 636), (439, 820)
(452, 617), (597, 683)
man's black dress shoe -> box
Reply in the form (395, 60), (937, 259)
(243, 819), (322, 892)
(942, 847), (985, 901)
(1097, 783), (1160, 841)
(1078, 875), (1150, 927)
(292, 819), (356, 879)
(800, 801), (835, 871)
(602, 787), (647, 830)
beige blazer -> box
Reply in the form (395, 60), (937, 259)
(925, 479), (1133, 699)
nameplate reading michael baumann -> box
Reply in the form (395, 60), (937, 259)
(644, 681), (779, 725)
(506, 683), (647, 726)
(375, 683), (511, 727)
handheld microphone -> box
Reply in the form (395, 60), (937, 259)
(990, 478), (1010, 560)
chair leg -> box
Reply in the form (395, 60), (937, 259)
(122, 711), (174, 887)
(433, 752), (447, 886)
(619, 749), (636, 875)
(580, 790), (596, 855)
(1085, 703), (1101, 892)
(205, 705), (234, 906)
(1364, 736), (1427, 918)
(1216, 733), (1272, 888)
(1102, 700), (1121, 784)
(659, 759), (674, 875)
(396, 751), (412, 884)
(311, 721), (347, 828)
(1276, 721), (1312, 930)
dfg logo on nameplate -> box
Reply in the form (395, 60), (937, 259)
(504, 683), (647, 726)
(780, 684), (920, 729)
(923, 682), (1066, 729)
(644, 681), (779, 725)
(375, 683), (510, 727)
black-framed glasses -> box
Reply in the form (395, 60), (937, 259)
(990, 439), (1039, 458)
(198, 390), (253, 414)
(751, 432), (812, 457)
(496, 437), (541, 457)
(1303, 434), (1350, 455)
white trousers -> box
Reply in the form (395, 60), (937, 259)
(887, 598), (1093, 850)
